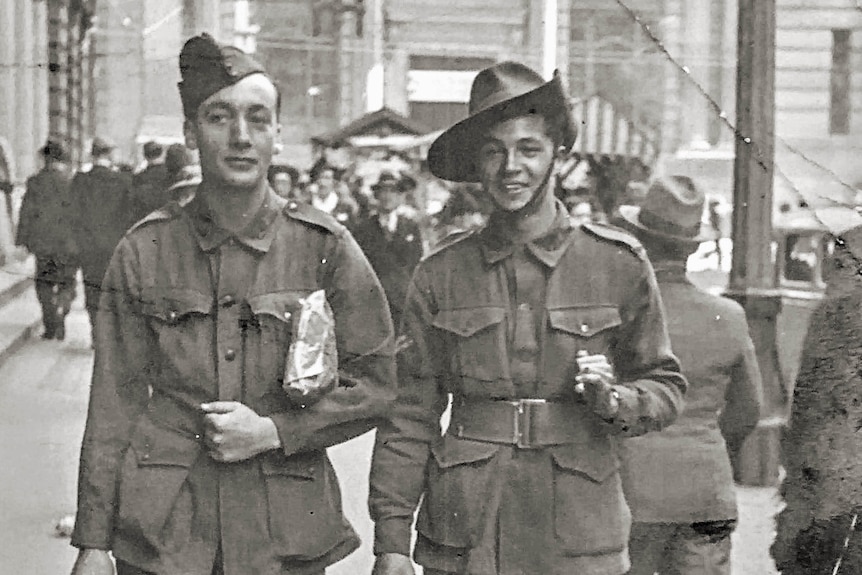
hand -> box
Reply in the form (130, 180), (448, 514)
(200, 401), (281, 462)
(70, 549), (115, 575)
(371, 553), (415, 575)
(574, 351), (619, 420)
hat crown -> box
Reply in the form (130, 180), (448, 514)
(470, 61), (548, 115)
(640, 176), (705, 234)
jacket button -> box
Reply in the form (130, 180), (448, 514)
(288, 201), (298, 210)
(141, 453), (150, 461)
(580, 323), (589, 333)
(283, 311), (291, 320)
(221, 294), (235, 307)
(168, 311), (178, 322)
(224, 349), (236, 361)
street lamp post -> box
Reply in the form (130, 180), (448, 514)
(727, 0), (785, 487)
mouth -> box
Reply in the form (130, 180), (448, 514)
(502, 182), (528, 193)
(224, 157), (258, 170)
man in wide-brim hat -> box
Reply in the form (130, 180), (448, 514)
(613, 175), (763, 575)
(370, 61), (686, 575)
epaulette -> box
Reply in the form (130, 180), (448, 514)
(127, 201), (183, 234)
(283, 201), (345, 235)
(424, 227), (478, 259)
(582, 221), (646, 260)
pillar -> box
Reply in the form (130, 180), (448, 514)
(682, 0), (712, 149)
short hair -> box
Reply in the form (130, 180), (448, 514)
(268, 164), (300, 187)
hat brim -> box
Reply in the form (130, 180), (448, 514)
(618, 205), (719, 245)
(427, 75), (576, 183)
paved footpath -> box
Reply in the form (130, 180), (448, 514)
(0, 289), (780, 574)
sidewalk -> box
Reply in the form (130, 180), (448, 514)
(0, 256), (40, 365)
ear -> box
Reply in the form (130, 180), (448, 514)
(183, 119), (198, 151)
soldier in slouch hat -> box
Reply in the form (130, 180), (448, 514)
(70, 33), (396, 575)
(369, 61), (686, 575)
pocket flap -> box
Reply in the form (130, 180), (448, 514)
(432, 307), (505, 337)
(259, 451), (321, 480)
(550, 443), (620, 483)
(548, 306), (621, 337)
(247, 291), (306, 323)
(129, 418), (201, 467)
(430, 435), (500, 469)
(140, 287), (212, 323)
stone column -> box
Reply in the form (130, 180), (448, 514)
(660, 0), (683, 155)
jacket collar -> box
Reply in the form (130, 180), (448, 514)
(478, 200), (575, 268)
(185, 185), (284, 253)
(652, 260), (690, 283)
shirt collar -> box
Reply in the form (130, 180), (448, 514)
(185, 185), (285, 253)
(478, 200), (575, 268)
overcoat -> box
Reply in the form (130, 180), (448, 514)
(369, 205), (686, 575)
(16, 166), (77, 260)
(72, 188), (397, 575)
(773, 225), (862, 574)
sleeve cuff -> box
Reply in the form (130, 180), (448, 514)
(269, 412), (305, 457)
(601, 385), (642, 435)
(373, 518), (413, 556)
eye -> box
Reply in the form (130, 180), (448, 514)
(206, 110), (229, 124)
(250, 112), (271, 125)
(519, 145), (543, 157)
(480, 144), (505, 160)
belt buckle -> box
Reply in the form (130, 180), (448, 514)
(512, 399), (546, 449)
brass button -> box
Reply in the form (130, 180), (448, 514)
(141, 453), (150, 461)
(288, 201), (298, 210)
(283, 311), (291, 321)
(221, 294), (235, 307)
(194, 434), (201, 440)
(580, 323), (589, 333)
(224, 349), (236, 361)
(168, 311), (178, 322)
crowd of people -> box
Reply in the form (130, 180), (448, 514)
(18, 31), (846, 575)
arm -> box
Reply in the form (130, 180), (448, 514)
(719, 312), (763, 457)
(71, 239), (154, 550)
(267, 230), (398, 455)
(603, 258), (687, 436)
(369, 264), (450, 557)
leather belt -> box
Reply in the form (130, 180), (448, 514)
(449, 398), (577, 449)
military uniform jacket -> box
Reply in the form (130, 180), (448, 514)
(620, 263), (763, 524)
(16, 167), (77, 260)
(369, 204), (686, 575)
(71, 187), (397, 575)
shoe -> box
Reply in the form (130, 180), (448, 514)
(41, 330), (55, 340)
(54, 323), (65, 341)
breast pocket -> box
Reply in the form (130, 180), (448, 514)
(247, 291), (304, 348)
(432, 307), (509, 383)
(140, 287), (213, 359)
(545, 306), (622, 384)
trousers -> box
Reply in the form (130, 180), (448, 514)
(627, 521), (734, 575)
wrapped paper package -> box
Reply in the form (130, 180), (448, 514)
(283, 290), (338, 406)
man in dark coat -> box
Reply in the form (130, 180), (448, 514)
(368, 61), (687, 575)
(69, 136), (133, 341)
(614, 175), (763, 574)
(15, 139), (78, 340)
(771, 224), (862, 575)
(69, 33), (396, 575)
(352, 171), (424, 330)
(129, 140), (170, 223)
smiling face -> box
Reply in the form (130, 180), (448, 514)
(477, 115), (557, 212)
(184, 74), (280, 191)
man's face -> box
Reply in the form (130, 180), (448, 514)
(272, 173), (293, 199)
(376, 185), (402, 214)
(478, 115), (556, 212)
(185, 74), (280, 190)
(316, 169), (335, 197)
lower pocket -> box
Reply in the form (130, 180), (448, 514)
(551, 444), (630, 556)
(416, 436), (501, 548)
(261, 451), (346, 560)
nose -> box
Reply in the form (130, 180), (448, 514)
(503, 147), (521, 175)
(230, 116), (252, 148)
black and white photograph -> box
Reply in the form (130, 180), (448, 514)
(1, 1), (861, 574)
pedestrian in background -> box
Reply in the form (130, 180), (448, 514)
(352, 171), (424, 331)
(129, 140), (169, 223)
(369, 61), (686, 575)
(15, 138), (78, 340)
(69, 33), (395, 575)
(69, 136), (133, 342)
(614, 175), (763, 575)
(164, 142), (198, 206)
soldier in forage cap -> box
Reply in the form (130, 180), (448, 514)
(70, 33), (396, 575)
